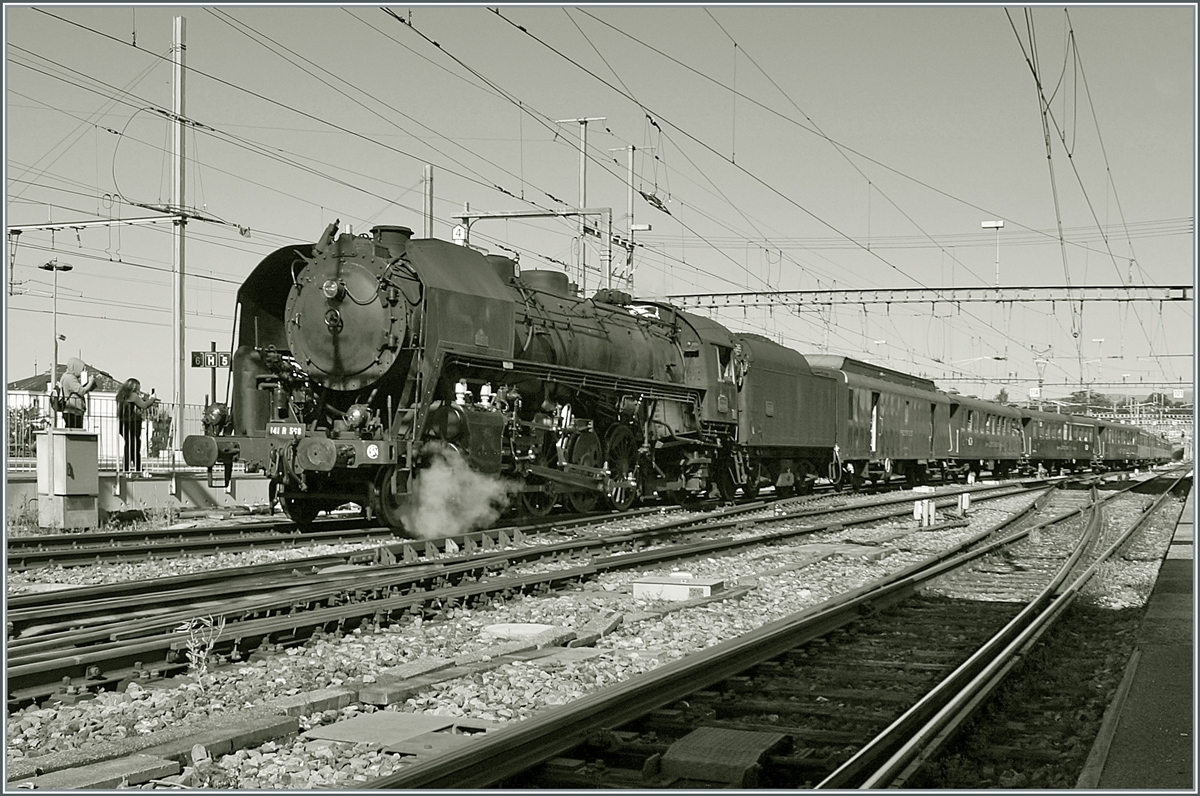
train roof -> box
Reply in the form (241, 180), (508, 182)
(734, 333), (815, 375)
(674, 308), (736, 347)
(946, 393), (1024, 417)
(627, 302), (739, 351)
(1020, 407), (1099, 425)
(804, 354), (938, 391)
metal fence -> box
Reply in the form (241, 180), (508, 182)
(6, 390), (210, 473)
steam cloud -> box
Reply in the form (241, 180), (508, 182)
(400, 441), (519, 538)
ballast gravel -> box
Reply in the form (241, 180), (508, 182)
(5, 487), (1182, 789)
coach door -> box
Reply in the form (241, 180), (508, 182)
(870, 391), (880, 453)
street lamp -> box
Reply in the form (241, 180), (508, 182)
(981, 220), (1004, 287)
(38, 258), (73, 424)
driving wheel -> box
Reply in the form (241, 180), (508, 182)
(372, 465), (410, 532)
(279, 491), (321, 529)
(603, 425), (639, 510)
(566, 430), (602, 513)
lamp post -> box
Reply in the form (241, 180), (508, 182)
(39, 259), (73, 426)
(981, 220), (1004, 287)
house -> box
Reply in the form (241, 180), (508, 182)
(7, 363), (123, 393)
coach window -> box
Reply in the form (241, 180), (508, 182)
(966, 409), (975, 432)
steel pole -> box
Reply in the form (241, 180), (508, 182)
(994, 227), (1000, 287)
(209, 341), (217, 407)
(171, 16), (187, 463)
(424, 164), (433, 238)
(51, 265), (58, 424)
(578, 121), (587, 293)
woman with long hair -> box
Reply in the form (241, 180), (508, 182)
(116, 378), (158, 475)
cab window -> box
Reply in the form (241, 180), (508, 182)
(716, 345), (734, 383)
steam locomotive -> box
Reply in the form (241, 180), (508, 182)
(183, 222), (1174, 531)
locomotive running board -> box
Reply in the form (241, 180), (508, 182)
(438, 349), (704, 404)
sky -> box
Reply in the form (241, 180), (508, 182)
(4, 3), (1196, 411)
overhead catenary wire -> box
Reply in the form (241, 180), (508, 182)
(22, 8), (663, 278)
(1004, 8), (1168, 384)
(487, 7), (1103, 386)
(12, 8), (1186, 392)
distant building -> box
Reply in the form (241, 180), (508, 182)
(7, 363), (122, 393)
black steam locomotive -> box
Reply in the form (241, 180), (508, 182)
(184, 222), (1174, 531)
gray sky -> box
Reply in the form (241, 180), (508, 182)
(5, 4), (1195, 407)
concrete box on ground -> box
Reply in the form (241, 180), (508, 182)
(632, 574), (725, 601)
(38, 494), (99, 530)
(35, 429), (99, 529)
(36, 429), (99, 494)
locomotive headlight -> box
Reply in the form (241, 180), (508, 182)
(345, 403), (370, 429)
(203, 402), (229, 430)
(321, 279), (344, 301)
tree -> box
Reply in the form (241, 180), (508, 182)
(993, 387), (1010, 405)
(1066, 389), (1113, 414)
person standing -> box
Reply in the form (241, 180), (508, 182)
(58, 357), (96, 429)
(116, 378), (158, 475)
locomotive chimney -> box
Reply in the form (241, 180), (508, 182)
(371, 225), (414, 260)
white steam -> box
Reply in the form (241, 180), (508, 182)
(400, 441), (518, 539)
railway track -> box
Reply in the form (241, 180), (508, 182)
(357, 469), (1187, 788)
(6, 480), (1047, 711)
(6, 505), (642, 570)
(6, 471), (1055, 570)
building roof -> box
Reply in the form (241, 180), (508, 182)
(7, 363), (122, 393)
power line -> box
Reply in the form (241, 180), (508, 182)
(488, 8), (1099, 384)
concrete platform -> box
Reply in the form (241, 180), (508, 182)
(1082, 486), (1195, 789)
(7, 470), (272, 527)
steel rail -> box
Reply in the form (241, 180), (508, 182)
(7, 516), (356, 552)
(7, 527), (405, 570)
(7, 483), (1038, 649)
(856, 472), (1191, 789)
(815, 485), (1108, 789)
(4, 483), (1047, 709)
(6, 564), (600, 705)
(362, 485), (1068, 789)
(6, 503), (677, 571)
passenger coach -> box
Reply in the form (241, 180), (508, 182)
(944, 394), (1024, 480)
(1019, 408), (1099, 474)
(805, 354), (950, 489)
